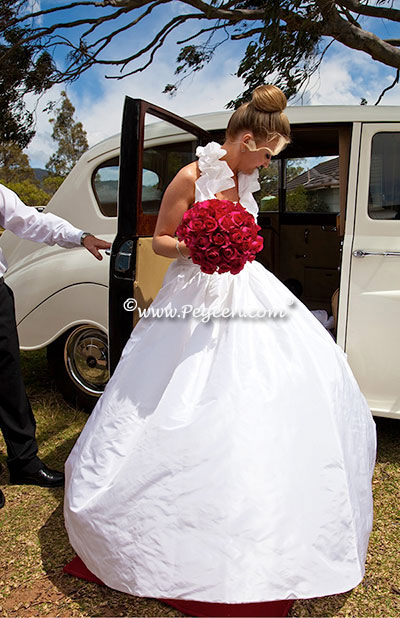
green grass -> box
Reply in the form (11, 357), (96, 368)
(0, 349), (399, 617)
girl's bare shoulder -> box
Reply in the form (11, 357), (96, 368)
(174, 160), (200, 185)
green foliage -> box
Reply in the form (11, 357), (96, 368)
(0, 141), (64, 202)
(0, 2), (55, 147)
(228, 2), (322, 107)
(259, 185), (330, 212)
(286, 185), (309, 212)
(287, 163), (307, 182)
(4, 179), (51, 206)
(175, 45), (214, 75)
(257, 160), (306, 206)
(1, 0), (399, 125)
(0, 142), (36, 184)
(260, 195), (278, 211)
(286, 185), (330, 213)
(46, 91), (88, 177)
(42, 175), (65, 195)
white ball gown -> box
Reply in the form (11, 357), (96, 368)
(64, 142), (377, 606)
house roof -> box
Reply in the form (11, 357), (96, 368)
(287, 157), (339, 191)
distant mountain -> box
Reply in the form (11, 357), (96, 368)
(33, 168), (49, 182)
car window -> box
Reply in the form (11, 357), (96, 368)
(142, 140), (197, 215)
(92, 157), (119, 217)
(258, 156), (340, 214)
(92, 141), (197, 217)
(368, 132), (400, 220)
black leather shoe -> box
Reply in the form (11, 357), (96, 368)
(10, 464), (64, 488)
(0, 489), (5, 508)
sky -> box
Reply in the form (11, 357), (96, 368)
(23, 1), (400, 169)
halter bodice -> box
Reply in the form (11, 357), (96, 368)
(194, 142), (260, 221)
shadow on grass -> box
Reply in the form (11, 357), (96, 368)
(37, 499), (352, 618)
(38, 501), (183, 617)
(374, 417), (400, 465)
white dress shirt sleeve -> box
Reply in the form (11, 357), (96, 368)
(0, 183), (84, 248)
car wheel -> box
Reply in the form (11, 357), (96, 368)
(47, 325), (109, 413)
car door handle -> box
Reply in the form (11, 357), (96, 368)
(353, 249), (400, 257)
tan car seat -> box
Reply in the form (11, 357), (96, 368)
(331, 288), (339, 333)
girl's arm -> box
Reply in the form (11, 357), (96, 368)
(152, 163), (196, 259)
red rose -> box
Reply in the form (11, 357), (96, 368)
(197, 235), (211, 250)
(187, 218), (206, 232)
(218, 215), (237, 232)
(231, 211), (248, 226)
(203, 216), (218, 232)
(221, 246), (235, 260)
(176, 199), (263, 275)
(212, 231), (227, 246)
(230, 230), (244, 244)
(230, 260), (245, 275)
(204, 248), (220, 263)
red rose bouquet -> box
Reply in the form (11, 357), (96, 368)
(175, 199), (264, 275)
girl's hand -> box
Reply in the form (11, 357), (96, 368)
(177, 240), (191, 258)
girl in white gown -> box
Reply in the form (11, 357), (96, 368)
(64, 85), (377, 615)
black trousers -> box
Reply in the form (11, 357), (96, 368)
(0, 278), (41, 474)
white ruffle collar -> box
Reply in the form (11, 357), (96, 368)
(195, 141), (260, 220)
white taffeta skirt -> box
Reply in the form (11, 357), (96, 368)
(64, 254), (377, 603)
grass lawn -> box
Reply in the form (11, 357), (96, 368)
(0, 349), (399, 617)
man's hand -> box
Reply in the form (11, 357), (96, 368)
(82, 235), (112, 260)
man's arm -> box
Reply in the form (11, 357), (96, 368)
(0, 183), (83, 248)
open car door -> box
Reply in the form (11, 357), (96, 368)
(109, 98), (212, 373)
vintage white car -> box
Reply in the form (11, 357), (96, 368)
(1, 99), (399, 419)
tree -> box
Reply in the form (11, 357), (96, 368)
(2, 1), (399, 107)
(0, 141), (66, 205)
(0, 2), (55, 148)
(0, 141), (54, 205)
(42, 175), (65, 195)
(0, 142), (37, 184)
(4, 180), (51, 206)
(46, 91), (89, 177)
(258, 160), (305, 202)
(0, 1), (399, 147)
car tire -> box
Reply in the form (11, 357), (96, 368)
(47, 325), (109, 413)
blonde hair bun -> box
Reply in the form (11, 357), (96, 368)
(252, 84), (287, 113)
(225, 83), (291, 149)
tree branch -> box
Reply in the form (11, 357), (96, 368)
(3, 0), (400, 105)
(336, 4), (361, 27)
(83, 0), (165, 48)
(316, 1), (400, 68)
(384, 39), (400, 46)
(337, 0), (400, 23)
(231, 28), (264, 40)
(109, 0), (265, 20)
(12, 1), (112, 25)
(375, 68), (399, 104)
(60, 12), (201, 73)
(177, 23), (227, 45)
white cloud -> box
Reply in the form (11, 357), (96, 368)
(23, 0), (43, 25)
(24, 39), (400, 169)
(24, 84), (64, 169)
(25, 56), (245, 167)
(298, 46), (400, 106)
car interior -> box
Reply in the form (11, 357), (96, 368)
(94, 123), (353, 342)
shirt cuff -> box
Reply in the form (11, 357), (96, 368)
(73, 229), (85, 246)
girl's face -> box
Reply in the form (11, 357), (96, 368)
(237, 133), (287, 174)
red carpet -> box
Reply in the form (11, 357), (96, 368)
(64, 555), (294, 617)
(63, 555), (105, 586)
